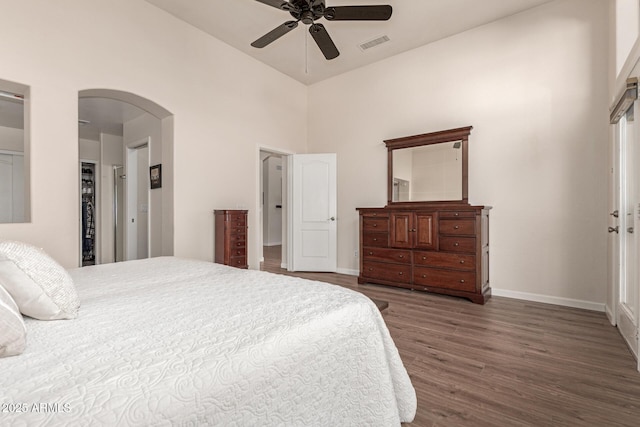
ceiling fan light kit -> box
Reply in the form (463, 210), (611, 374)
(252, 0), (392, 60)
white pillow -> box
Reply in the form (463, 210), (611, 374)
(0, 240), (80, 320)
(0, 284), (26, 357)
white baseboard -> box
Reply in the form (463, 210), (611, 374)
(329, 270), (605, 312)
(605, 304), (616, 325)
(492, 288), (605, 312)
(337, 267), (359, 276)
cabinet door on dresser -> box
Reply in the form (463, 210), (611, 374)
(389, 211), (437, 249)
(389, 212), (413, 248)
(415, 212), (437, 249)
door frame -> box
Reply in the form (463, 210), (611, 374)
(125, 137), (150, 261)
(257, 145), (294, 270)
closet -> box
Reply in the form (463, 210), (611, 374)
(81, 162), (97, 266)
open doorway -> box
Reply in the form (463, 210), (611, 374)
(259, 148), (289, 270)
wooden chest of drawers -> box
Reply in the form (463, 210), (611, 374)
(357, 205), (490, 304)
(214, 210), (248, 269)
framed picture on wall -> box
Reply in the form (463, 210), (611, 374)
(150, 164), (162, 189)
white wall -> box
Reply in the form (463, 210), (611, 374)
(0, 0), (307, 268)
(308, 0), (610, 305)
(616, 0), (639, 75)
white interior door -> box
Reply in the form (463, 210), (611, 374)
(126, 143), (149, 261)
(288, 153), (337, 272)
(613, 110), (640, 363)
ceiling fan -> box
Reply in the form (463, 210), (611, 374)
(251, 0), (392, 60)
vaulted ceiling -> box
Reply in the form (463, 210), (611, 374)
(145, 0), (554, 85)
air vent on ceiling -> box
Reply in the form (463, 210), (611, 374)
(359, 35), (390, 51)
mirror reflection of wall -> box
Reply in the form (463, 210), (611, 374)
(392, 141), (462, 202)
(0, 81), (29, 223)
(393, 178), (410, 202)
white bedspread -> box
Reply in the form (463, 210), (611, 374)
(1, 257), (416, 426)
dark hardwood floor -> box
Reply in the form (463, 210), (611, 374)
(261, 246), (640, 426)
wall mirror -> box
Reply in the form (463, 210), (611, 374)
(0, 79), (29, 223)
(385, 126), (472, 205)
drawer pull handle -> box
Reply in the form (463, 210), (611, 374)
(454, 213), (459, 216)
(460, 279), (465, 283)
(454, 242), (459, 247)
(422, 274), (427, 278)
(399, 272), (403, 275)
(373, 238), (378, 241)
(399, 255), (404, 259)
(454, 225), (460, 230)
(373, 224), (377, 227)
(368, 268), (373, 271)
(460, 260), (465, 264)
(422, 256), (426, 260)
(369, 252), (373, 255)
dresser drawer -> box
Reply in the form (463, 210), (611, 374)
(229, 256), (247, 268)
(362, 248), (411, 264)
(229, 226), (247, 236)
(225, 213), (247, 227)
(440, 236), (476, 253)
(414, 251), (475, 271)
(363, 232), (388, 247)
(229, 248), (246, 258)
(413, 267), (476, 292)
(362, 261), (411, 284)
(439, 211), (476, 219)
(363, 218), (389, 232)
(229, 237), (246, 249)
(439, 219), (475, 235)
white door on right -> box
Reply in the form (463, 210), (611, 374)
(612, 105), (640, 364)
(288, 153), (337, 272)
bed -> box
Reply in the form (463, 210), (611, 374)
(1, 255), (416, 426)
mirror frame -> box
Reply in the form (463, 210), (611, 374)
(385, 126), (472, 206)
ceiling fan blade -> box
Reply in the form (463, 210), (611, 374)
(309, 23), (339, 60)
(254, 0), (298, 12)
(251, 21), (299, 48)
(324, 5), (392, 21)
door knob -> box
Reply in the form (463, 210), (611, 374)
(608, 226), (619, 234)
(329, 217), (335, 221)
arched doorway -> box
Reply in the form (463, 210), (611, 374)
(78, 89), (174, 265)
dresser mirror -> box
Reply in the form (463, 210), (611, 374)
(385, 126), (472, 205)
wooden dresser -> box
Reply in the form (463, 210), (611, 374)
(214, 210), (248, 269)
(357, 205), (490, 304)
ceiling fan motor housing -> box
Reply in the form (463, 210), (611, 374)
(290, 0), (326, 24)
